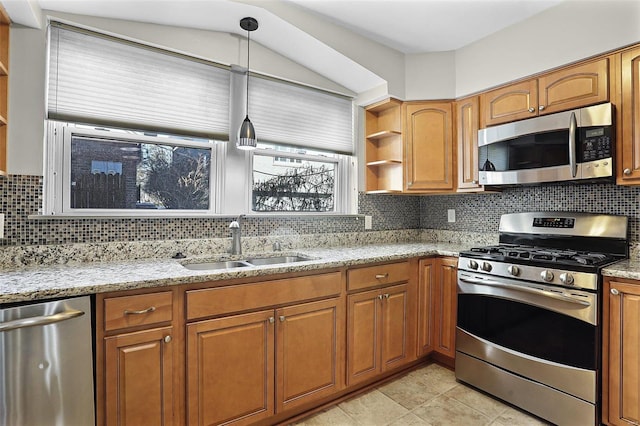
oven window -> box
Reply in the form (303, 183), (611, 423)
(457, 294), (597, 370)
(479, 130), (570, 172)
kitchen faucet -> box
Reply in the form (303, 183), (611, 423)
(229, 214), (245, 255)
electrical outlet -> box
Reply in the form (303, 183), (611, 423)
(447, 209), (456, 223)
(0, 213), (4, 239)
(364, 215), (373, 230)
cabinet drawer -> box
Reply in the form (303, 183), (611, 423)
(104, 291), (173, 332)
(347, 261), (410, 291)
(186, 272), (342, 320)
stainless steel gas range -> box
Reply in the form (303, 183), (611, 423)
(455, 211), (628, 426)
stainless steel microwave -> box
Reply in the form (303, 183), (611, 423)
(478, 102), (613, 186)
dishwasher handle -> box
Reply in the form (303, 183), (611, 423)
(0, 309), (85, 332)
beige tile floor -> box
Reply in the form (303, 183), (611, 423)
(293, 363), (551, 426)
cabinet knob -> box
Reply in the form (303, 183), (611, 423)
(611, 288), (620, 295)
(624, 168), (632, 176)
(268, 316), (275, 324)
(279, 315), (286, 322)
(528, 107), (535, 113)
(472, 180), (477, 184)
(539, 105), (545, 111)
(164, 335), (172, 344)
(378, 294), (383, 300)
(384, 293), (390, 299)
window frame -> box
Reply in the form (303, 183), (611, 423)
(44, 121), (219, 216)
(249, 145), (354, 215)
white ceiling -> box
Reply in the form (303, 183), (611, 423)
(1, 0), (562, 94)
(285, 0), (562, 53)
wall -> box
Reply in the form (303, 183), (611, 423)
(454, 0), (640, 97)
(421, 182), (640, 244)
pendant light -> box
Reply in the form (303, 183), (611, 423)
(237, 17), (259, 150)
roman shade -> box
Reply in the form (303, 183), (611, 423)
(47, 22), (230, 139)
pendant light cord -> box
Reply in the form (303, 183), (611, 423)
(246, 29), (250, 118)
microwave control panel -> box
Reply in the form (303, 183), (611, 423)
(581, 126), (612, 162)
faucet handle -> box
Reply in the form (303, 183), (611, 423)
(273, 241), (281, 251)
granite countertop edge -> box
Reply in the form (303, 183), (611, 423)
(603, 259), (640, 281)
(0, 243), (464, 304)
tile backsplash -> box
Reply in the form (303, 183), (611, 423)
(0, 175), (420, 246)
(421, 182), (640, 242)
(2, 176), (639, 248)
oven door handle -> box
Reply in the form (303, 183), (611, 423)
(459, 276), (591, 307)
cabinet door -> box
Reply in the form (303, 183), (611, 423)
(417, 258), (436, 357)
(619, 47), (640, 182)
(404, 101), (454, 192)
(186, 311), (274, 426)
(276, 298), (344, 412)
(346, 289), (381, 386)
(381, 283), (414, 370)
(606, 280), (640, 426)
(104, 326), (174, 426)
(455, 96), (481, 191)
(480, 79), (538, 127)
(538, 58), (609, 115)
(434, 257), (458, 358)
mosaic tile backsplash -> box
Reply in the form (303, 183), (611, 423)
(0, 175), (420, 246)
(2, 176), (640, 248)
(421, 182), (640, 242)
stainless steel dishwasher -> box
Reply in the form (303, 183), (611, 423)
(0, 295), (95, 426)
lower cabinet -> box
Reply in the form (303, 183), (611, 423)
(417, 257), (458, 359)
(104, 326), (175, 426)
(346, 261), (416, 386)
(604, 277), (640, 425)
(186, 298), (343, 426)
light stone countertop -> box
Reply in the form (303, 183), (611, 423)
(603, 259), (640, 281)
(0, 242), (466, 304)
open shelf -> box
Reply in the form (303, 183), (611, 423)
(365, 98), (403, 193)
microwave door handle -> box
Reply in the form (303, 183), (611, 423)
(569, 111), (578, 178)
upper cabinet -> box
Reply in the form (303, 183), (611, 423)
(480, 58), (609, 127)
(0, 5), (8, 176)
(455, 96), (483, 192)
(403, 101), (455, 192)
(617, 46), (640, 183)
(364, 98), (403, 193)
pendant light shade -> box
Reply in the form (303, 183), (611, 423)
(237, 17), (258, 150)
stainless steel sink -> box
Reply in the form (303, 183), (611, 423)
(181, 260), (252, 271)
(244, 255), (312, 266)
(181, 255), (313, 271)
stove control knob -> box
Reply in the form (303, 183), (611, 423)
(540, 270), (554, 282)
(559, 273), (574, 285)
(482, 262), (492, 272)
(507, 265), (520, 276)
(467, 260), (479, 270)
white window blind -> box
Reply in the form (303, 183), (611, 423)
(248, 76), (354, 154)
(48, 23), (230, 139)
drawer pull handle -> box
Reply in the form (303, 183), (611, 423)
(375, 273), (389, 280)
(124, 306), (156, 315)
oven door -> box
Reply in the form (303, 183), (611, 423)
(456, 271), (599, 403)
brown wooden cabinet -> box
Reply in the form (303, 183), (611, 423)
(346, 261), (416, 386)
(603, 277), (640, 425)
(96, 290), (179, 426)
(0, 5), (9, 175)
(617, 47), (640, 183)
(480, 58), (609, 127)
(455, 96), (482, 192)
(403, 101), (455, 192)
(417, 257), (458, 360)
(365, 98), (403, 193)
(186, 297), (343, 425)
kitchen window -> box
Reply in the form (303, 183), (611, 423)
(45, 122), (218, 214)
(246, 75), (356, 214)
